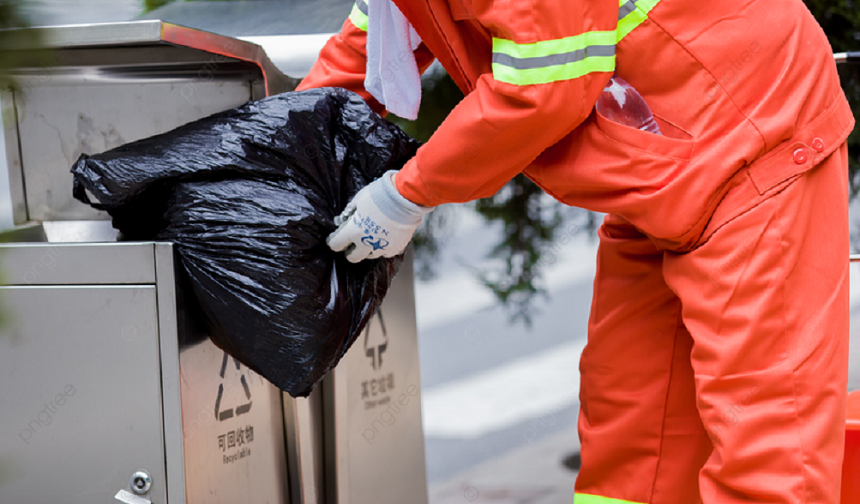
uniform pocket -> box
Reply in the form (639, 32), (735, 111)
(527, 109), (698, 240)
(593, 108), (694, 161)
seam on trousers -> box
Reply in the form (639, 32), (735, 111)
(789, 368), (810, 503)
(648, 302), (684, 503)
(778, 217), (812, 503)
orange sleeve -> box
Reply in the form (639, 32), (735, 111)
(394, 0), (618, 206)
(297, 16), (436, 117)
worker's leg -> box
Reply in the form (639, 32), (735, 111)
(575, 214), (713, 503)
(662, 145), (850, 503)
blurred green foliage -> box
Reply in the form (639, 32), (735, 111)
(142, 0), (174, 13)
(472, 177), (563, 324)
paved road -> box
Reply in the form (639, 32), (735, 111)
(413, 204), (596, 493)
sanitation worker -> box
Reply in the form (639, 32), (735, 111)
(299, 0), (855, 502)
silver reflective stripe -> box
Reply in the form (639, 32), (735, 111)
(356, 0), (368, 16)
(492, 45), (616, 70)
(618, 0), (637, 19)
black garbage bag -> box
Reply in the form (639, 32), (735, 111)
(70, 88), (421, 397)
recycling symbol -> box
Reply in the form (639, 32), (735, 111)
(364, 310), (388, 371)
(214, 351), (253, 421)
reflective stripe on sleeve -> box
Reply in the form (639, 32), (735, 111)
(491, 0), (661, 86)
(574, 493), (646, 504)
(491, 31), (617, 86)
(617, 0), (637, 20)
(348, 0), (369, 32)
(616, 0), (660, 41)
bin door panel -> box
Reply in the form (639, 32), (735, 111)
(327, 252), (429, 504)
(0, 285), (167, 504)
(178, 337), (289, 504)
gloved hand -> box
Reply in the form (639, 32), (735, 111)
(327, 170), (433, 262)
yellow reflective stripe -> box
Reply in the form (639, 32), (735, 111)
(491, 31), (617, 86)
(617, 0), (637, 19)
(490, 0), (663, 86)
(616, 0), (660, 41)
(348, 2), (368, 32)
(574, 493), (646, 504)
(493, 30), (617, 61)
(492, 53), (615, 86)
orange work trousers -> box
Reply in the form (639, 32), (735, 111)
(576, 144), (850, 503)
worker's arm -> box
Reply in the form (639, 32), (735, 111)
(394, 0), (619, 206)
(297, 2), (435, 116)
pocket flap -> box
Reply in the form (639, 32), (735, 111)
(594, 109), (695, 161)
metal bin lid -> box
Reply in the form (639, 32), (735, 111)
(1, 21), (298, 226)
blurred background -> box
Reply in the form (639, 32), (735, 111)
(1, 1), (860, 503)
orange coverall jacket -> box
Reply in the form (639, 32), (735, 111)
(299, 1), (855, 503)
(299, 0), (853, 250)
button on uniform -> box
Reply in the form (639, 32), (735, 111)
(793, 147), (809, 164)
(812, 137), (825, 153)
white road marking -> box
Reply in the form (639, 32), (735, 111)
(851, 262), (860, 310)
(415, 208), (596, 438)
(421, 338), (586, 439)
(414, 234), (598, 332)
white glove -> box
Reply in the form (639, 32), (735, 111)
(327, 170), (433, 263)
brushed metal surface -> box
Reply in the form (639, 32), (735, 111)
(284, 388), (325, 504)
(0, 242), (155, 285)
(3, 21), (166, 50)
(4, 21), (294, 89)
(154, 243), (187, 504)
(0, 284), (167, 504)
(0, 89), (27, 225)
(0, 220), (118, 243)
(326, 252), (429, 504)
(41, 220), (119, 242)
(178, 338), (290, 504)
(14, 76), (251, 221)
(0, 21), (296, 224)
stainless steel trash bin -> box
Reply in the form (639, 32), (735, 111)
(0, 21), (428, 504)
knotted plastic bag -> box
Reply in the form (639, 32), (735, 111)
(71, 88), (420, 397)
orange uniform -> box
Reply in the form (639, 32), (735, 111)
(299, 0), (855, 502)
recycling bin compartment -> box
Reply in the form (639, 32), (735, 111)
(0, 21), (428, 504)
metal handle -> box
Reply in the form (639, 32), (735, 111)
(850, 254), (860, 263)
(835, 52), (860, 65)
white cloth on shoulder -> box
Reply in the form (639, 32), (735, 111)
(364, 0), (423, 120)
